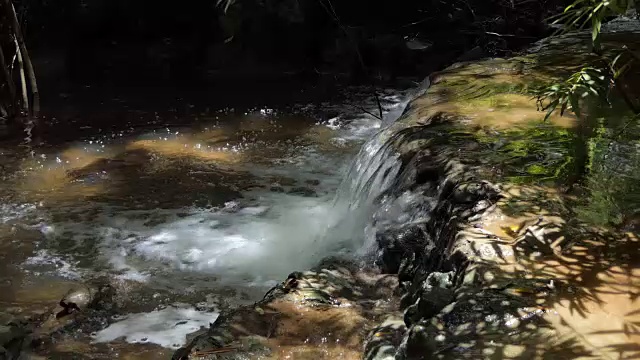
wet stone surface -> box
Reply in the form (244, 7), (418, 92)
(175, 260), (401, 360)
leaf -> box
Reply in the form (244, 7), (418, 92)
(592, 12), (603, 52)
(544, 100), (559, 121)
(612, 53), (624, 66)
(216, 0), (235, 12)
(560, 101), (569, 116)
(607, 0), (630, 13)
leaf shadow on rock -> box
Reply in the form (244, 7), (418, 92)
(454, 182), (640, 360)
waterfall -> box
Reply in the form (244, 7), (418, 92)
(319, 78), (432, 256)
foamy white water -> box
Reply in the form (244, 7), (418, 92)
(92, 192), (346, 286)
(92, 306), (219, 349)
(5, 88), (420, 296)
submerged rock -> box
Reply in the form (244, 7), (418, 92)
(56, 283), (115, 318)
(0, 319), (32, 360)
(287, 186), (317, 197)
(175, 262), (400, 359)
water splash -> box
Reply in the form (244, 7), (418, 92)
(1, 82), (433, 299)
(320, 78), (432, 256)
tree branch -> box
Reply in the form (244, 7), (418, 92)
(4, 0), (39, 117)
(14, 39), (28, 114)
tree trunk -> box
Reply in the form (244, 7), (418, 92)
(3, 0), (39, 117)
(0, 40), (16, 111)
(15, 39), (28, 114)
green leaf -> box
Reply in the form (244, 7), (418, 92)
(611, 52), (625, 68)
(592, 13), (603, 52)
(607, 0), (630, 13)
(544, 100), (559, 121)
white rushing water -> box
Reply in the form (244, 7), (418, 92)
(15, 91), (415, 289)
(4, 86), (428, 349)
(92, 306), (219, 349)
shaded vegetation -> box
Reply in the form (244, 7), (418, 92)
(474, 124), (576, 184)
(575, 119), (640, 226)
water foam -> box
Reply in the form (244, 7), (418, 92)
(22, 249), (82, 279)
(92, 306), (218, 349)
(97, 192), (343, 286)
(13, 87), (419, 292)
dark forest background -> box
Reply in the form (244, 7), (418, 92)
(18, 0), (568, 87)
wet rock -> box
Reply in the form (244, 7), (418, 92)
(364, 317), (406, 360)
(15, 351), (46, 360)
(403, 271), (455, 326)
(451, 181), (500, 204)
(0, 326), (14, 347)
(287, 186), (317, 197)
(0, 321), (29, 360)
(375, 225), (431, 275)
(425, 271), (454, 289)
(177, 262), (399, 360)
(269, 185), (285, 193)
(269, 176), (297, 187)
(404, 287), (454, 327)
(56, 282), (116, 318)
(397, 323), (439, 359)
(397, 252), (417, 284)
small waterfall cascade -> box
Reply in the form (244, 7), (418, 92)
(320, 77), (432, 255)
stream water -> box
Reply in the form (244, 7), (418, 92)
(0, 84), (421, 354)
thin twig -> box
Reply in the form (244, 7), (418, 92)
(346, 103), (381, 119)
(374, 91), (384, 120)
(192, 346), (237, 358)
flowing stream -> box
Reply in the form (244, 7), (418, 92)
(0, 84), (427, 352)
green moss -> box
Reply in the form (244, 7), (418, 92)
(470, 123), (576, 185)
(397, 30), (640, 228)
(526, 164), (547, 175)
(575, 119), (640, 227)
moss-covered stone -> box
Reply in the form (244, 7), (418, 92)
(363, 23), (640, 360)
